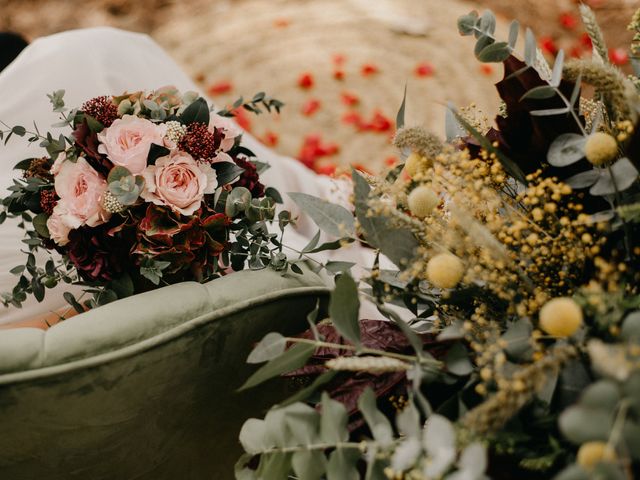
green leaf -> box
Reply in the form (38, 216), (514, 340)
(508, 20), (519, 49)
(327, 449), (360, 480)
(445, 343), (473, 376)
(621, 311), (640, 341)
(530, 107), (571, 117)
(559, 405), (613, 444)
(320, 392), (349, 443)
(212, 161), (245, 185)
(32, 213), (50, 238)
(590, 158), (639, 196)
(477, 41), (511, 62)
(565, 169), (599, 189)
(247, 332), (287, 364)
(377, 303), (423, 356)
(239, 342), (316, 391)
(329, 273), (361, 347)
(226, 187), (252, 217)
(288, 192), (356, 238)
(396, 84), (407, 129)
(352, 170), (419, 266)
(445, 102), (466, 142)
(550, 50), (565, 87)
(11, 125), (26, 137)
(107, 166), (133, 184)
(520, 85), (557, 101)
(524, 28), (537, 66)
(84, 114), (104, 133)
(547, 133), (586, 167)
(304, 237), (354, 254)
(239, 418), (272, 454)
(457, 11), (479, 36)
(358, 388), (394, 447)
(180, 97), (210, 125)
(108, 272), (134, 299)
(265, 187), (283, 203)
(63, 292), (84, 314)
(257, 452), (292, 480)
(324, 261), (356, 274)
(501, 318), (533, 360)
(478, 10), (496, 36)
(284, 403), (321, 445)
(292, 450), (327, 480)
(580, 380), (620, 411)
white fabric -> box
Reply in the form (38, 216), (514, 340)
(0, 27), (378, 324)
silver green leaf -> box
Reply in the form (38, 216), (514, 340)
(327, 449), (360, 480)
(320, 392), (349, 443)
(477, 41), (511, 62)
(247, 332), (287, 364)
(564, 169), (599, 189)
(288, 192), (356, 238)
(292, 450), (327, 480)
(239, 418), (273, 454)
(590, 158), (639, 196)
(329, 272), (361, 347)
(239, 342), (316, 391)
(358, 388), (394, 447)
(547, 133), (586, 167)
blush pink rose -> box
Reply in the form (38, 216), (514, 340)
(97, 115), (166, 174)
(210, 114), (242, 152)
(54, 157), (111, 228)
(46, 203), (72, 246)
(141, 151), (218, 216)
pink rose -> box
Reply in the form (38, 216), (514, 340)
(97, 115), (166, 174)
(54, 157), (111, 228)
(210, 114), (242, 152)
(141, 151), (217, 216)
(46, 204), (72, 246)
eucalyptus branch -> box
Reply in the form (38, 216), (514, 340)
(255, 441), (367, 456)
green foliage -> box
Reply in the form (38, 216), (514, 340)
(288, 192), (356, 238)
(328, 272), (361, 347)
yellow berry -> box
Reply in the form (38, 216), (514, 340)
(577, 442), (616, 470)
(408, 185), (439, 218)
(426, 253), (465, 289)
(404, 152), (426, 179)
(539, 297), (583, 337)
(585, 132), (618, 166)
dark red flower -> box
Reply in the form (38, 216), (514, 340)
(178, 122), (220, 161)
(66, 226), (127, 282)
(72, 120), (112, 176)
(81, 96), (119, 127)
(233, 156), (265, 197)
(39, 189), (57, 215)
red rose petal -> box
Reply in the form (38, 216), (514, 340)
(297, 134), (340, 170)
(340, 91), (360, 107)
(332, 53), (346, 66)
(415, 62), (435, 77)
(479, 64), (494, 76)
(231, 107), (252, 132)
(342, 111), (364, 127)
(361, 63), (379, 76)
(207, 80), (233, 96)
(385, 156), (399, 166)
(580, 33), (592, 49)
(301, 98), (321, 116)
(539, 36), (558, 56)
(609, 48), (629, 66)
(315, 161), (337, 176)
(260, 130), (279, 147)
(333, 69), (345, 81)
(362, 110), (392, 133)
(274, 18), (290, 28)
(298, 72), (314, 89)
(559, 12), (578, 30)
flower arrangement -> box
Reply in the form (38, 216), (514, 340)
(236, 6), (640, 480)
(0, 87), (287, 310)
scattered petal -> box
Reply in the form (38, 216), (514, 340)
(302, 99), (322, 116)
(260, 130), (279, 147)
(610, 48), (629, 66)
(298, 72), (315, 89)
(559, 12), (578, 30)
(361, 63), (379, 76)
(479, 64), (494, 76)
(273, 17), (290, 28)
(333, 69), (345, 81)
(539, 36), (558, 55)
(414, 62), (435, 77)
(231, 107), (252, 132)
(332, 53), (346, 66)
(207, 80), (233, 96)
(340, 91), (360, 107)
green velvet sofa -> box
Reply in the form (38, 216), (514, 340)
(0, 267), (330, 479)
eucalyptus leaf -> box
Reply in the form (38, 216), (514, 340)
(247, 332), (287, 364)
(445, 343), (473, 376)
(257, 452), (292, 480)
(547, 133), (586, 167)
(320, 392), (349, 443)
(550, 50), (565, 87)
(288, 192), (356, 238)
(353, 170), (419, 266)
(559, 405), (613, 444)
(589, 158), (638, 196)
(239, 418), (272, 454)
(531, 107), (571, 117)
(524, 28), (536, 66)
(396, 84), (407, 129)
(457, 11), (479, 36)
(292, 450), (327, 480)
(445, 103), (466, 142)
(213, 161), (245, 185)
(508, 20), (519, 49)
(564, 169), (599, 189)
(359, 388), (395, 447)
(520, 85), (557, 101)
(329, 272), (361, 347)
(327, 449), (360, 480)
(239, 342), (316, 391)
(324, 261), (356, 274)
(477, 41), (511, 62)
(501, 318), (533, 360)
(32, 213), (50, 238)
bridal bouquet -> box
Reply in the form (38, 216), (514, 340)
(0, 87), (285, 310)
(236, 6), (640, 480)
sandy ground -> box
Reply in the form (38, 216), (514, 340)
(0, 0), (636, 172)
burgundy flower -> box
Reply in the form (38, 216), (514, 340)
(72, 120), (112, 176)
(66, 226), (127, 282)
(178, 122), (221, 161)
(233, 156), (265, 197)
(39, 189), (57, 215)
(81, 96), (119, 127)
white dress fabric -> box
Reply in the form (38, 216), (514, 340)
(0, 27), (378, 324)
